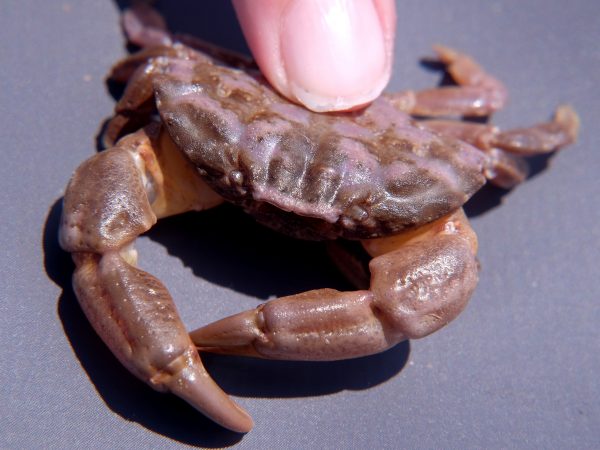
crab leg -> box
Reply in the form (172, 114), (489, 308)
(105, 3), (257, 148)
(417, 105), (579, 188)
(420, 105), (579, 155)
(59, 126), (254, 432)
(104, 44), (214, 148)
(191, 209), (478, 361)
(390, 45), (508, 117)
(119, 3), (255, 71)
(489, 105), (580, 156)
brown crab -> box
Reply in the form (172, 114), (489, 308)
(59, 5), (578, 433)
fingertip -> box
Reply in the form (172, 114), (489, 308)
(233, 0), (396, 112)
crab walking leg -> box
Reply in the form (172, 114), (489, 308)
(191, 210), (478, 361)
(121, 3), (256, 70)
(417, 105), (580, 188)
(104, 42), (253, 148)
(103, 48), (210, 148)
(59, 126), (254, 432)
(420, 105), (579, 156)
(389, 45), (508, 117)
(489, 105), (580, 156)
(416, 120), (529, 189)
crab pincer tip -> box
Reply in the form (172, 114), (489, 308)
(165, 360), (254, 433)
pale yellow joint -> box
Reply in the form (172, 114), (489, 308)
(129, 127), (224, 220)
(150, 129), (224, 219)
(555, 104), (580, 143)
(119, 242), (139, 266)
(148, 347), (199, 389)
(361, 208), (477, 257)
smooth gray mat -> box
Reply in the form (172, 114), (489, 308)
(1, 1), (598, 448)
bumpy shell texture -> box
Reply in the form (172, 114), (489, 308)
(155, 58), (486, 240)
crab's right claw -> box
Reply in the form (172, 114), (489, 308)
(59, 126), (252, 432)
(71, 252), (253, 433)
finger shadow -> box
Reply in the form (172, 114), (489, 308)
(44, 198), (410, 445)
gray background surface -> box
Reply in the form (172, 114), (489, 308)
(1, 0), (599, 448)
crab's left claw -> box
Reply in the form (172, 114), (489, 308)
(191, 209), (479, 361)
(60, 126), (253, 432)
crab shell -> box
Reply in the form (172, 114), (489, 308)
(151, 57), (487, 240)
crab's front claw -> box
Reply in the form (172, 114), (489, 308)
(192, 210), (478, 361)
(59, 126), (253, 432)
(71, 252), (253, 432)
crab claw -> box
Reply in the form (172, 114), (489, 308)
(191, 210), (479, 361)
(71, 252), (253, 433)
(60, 125), (253, 432)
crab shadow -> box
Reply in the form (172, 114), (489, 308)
(44, 198), (411, 447)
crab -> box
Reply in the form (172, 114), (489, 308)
(59, 5), (578, 433)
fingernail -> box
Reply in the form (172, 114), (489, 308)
(281, 0), (390, 111)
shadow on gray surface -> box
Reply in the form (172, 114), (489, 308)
(463, 152), (555, 217)
(43, 198), (410, 446)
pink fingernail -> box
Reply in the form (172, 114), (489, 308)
(281, 0), (390, 111)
